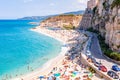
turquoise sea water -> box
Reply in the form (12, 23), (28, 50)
(0, 20), (62, 79)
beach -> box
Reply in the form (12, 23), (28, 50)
(12, 26), (101, 80)
(12, 26), (74, 80)
(12, 47), (68, 80)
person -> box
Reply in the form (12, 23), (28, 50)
(99, 60), (101, 64)
(98, 66), (101, 70)
(47, 76), (53, 80)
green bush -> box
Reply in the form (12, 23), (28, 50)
(63, 24), (75, 30)
(93, 6), (97, 15)
(102, 1), (107, 9)
(59, 14), (75, 17)
(99, 35), (120, 61)
(110, 52), (120, 61)
(67, 14), (75, 16)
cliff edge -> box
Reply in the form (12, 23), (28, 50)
(79, 0), (120, 53)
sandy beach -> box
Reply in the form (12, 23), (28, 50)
(12, 47), (68, 80)
(12, 26), (101, 80)
(12, 26), (76, 80)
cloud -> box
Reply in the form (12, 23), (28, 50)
(50, 3), (55, 6)
(77, 0), (88, 4)
(24, 0), (33, 3)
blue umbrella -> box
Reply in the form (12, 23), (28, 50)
(73, 71), (79, 75)
(39, 76), (44, 80)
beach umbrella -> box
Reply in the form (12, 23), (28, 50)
(88, 72), (93, 78)
(71, 73), (76, 77)
(54, 73), (61, 77)
(73, 71), (80, 75)
(39, 76), (44, 80)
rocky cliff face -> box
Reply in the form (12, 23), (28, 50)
(79, 9), (92, 30)
(79, 0), (120, 52)
(40, 15), (82, 29)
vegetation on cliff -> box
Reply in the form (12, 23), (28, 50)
(83, 0), (120, 61)
(42, 14), (82, 22)
(111, 0), (120, 14)
(63, 23), (75, 30)
(87, 28), (120, 61)
(111, 0), (120, 24)
(40, 14), (82, 29)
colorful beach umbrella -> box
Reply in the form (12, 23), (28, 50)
(88, 72), (93, 78)
(72, 73), (76, 77)
(54, 73), (61, 77)
(39, 76), (45, 80)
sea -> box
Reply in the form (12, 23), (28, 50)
(0, 20), (62, 79)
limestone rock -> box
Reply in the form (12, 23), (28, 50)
(79, 0), (120, 52)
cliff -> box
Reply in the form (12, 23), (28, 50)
(40, 15), (82, 29)
(79, 0), (120, 52)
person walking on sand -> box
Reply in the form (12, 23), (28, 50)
(99, 60), (101, 64)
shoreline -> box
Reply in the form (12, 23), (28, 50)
(12, 26), (71, 80)
(12, 47), (69, 80)
(11, 26), (102, 80)
(31, 26), (68, 44)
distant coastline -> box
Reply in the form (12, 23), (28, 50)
(18, 10), (84, 20)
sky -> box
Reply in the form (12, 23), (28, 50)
(0, 0), (88, 19)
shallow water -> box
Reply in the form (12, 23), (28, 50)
(0, 20), (62, 79)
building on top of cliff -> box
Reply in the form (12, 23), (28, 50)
(79, 0), (98, 30)
(79, 0), (100, 30)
